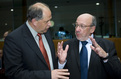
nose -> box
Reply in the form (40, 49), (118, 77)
(75, 26), (80, 31)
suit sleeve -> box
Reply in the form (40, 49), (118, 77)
(3, 35), (51, 79)
(102, 41), (121, 79)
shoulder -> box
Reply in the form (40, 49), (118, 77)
(95, 37), (115, 48)
(64, 38), (77, 43)
(95, 37), (114, 44)
(63, 38), (78, 46)
(5, 23), (27, 42)
(8, 23), (26, 36)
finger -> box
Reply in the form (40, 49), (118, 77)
(58, 75), (69, 79)
(57, 52), (61, 57)
(60, 41), (63, 49)
(89, 36), (99, 47)
(57, 42), (61, 51)
(90, 45), (100, 55)
(65, 45), (69, 53)
(58, 71), (70, 75)
(57, 41), (63, 51)
(57, 70), (70, 78)
(58, 42), (63, 53)
(95, 47), (100, 54)
(56, 69), (69, 72)
(89, 36), (96, 45)
(90, 45), (96, 52)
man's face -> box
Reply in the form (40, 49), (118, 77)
(75, 14), (95, 41)
(33, 8), (52, 34)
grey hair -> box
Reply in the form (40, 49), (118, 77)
(27, 2), (49, 21)
(91, 15), (97, 27)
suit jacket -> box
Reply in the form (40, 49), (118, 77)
(3, 23), (57, 79)
(63, 37), (121, 79)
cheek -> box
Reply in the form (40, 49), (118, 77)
(41, 24), (48, 32)
(88, 28), (94, 34)
(36, 24), (44, 31)
(90, 27), (95, 33)
(82, 29), (90, 36)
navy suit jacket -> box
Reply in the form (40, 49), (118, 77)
(63, 37), (121, 79)
(3, 23), (57, 79)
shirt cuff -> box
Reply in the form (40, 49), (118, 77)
(58, 60), (67, 69)
(103, 53), (109, 63)
(103, 59), (108, 63)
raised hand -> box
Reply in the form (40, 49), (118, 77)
(57, 41), (69, 64)
(89, 36), (108, 58)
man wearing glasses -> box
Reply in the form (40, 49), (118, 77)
(57, 13), (121, 79)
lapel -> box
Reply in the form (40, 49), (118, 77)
(88, 37), (101, 70)
(23, 24), (48, 68)
(73, 38), (81, 71)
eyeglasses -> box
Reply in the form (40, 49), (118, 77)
(72, 23), (91, 29)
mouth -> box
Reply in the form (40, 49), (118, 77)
(75, 32), (80, 36)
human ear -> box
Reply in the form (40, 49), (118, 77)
(32, 19), (37, 26)
(90, 26), (96, 33)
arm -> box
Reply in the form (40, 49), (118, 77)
(89, 36), (121, 78)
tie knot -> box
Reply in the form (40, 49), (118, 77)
(37, 33), (42, 39)
(81, 41), (87, 46)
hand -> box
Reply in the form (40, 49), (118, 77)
(89, 36), (108, 58)
(57, 41), (69, 64)
(51, 69), (70, 79)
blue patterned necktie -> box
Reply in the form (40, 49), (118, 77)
(80, 41), (88, 79)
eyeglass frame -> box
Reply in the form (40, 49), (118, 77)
(72, 22), (94, 29)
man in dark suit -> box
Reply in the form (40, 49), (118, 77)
(3, 2), (70, 79)
(57, 13), (121, 79)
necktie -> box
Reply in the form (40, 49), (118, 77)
(37, 33), (50, 70)
(80, 41), (88, 79)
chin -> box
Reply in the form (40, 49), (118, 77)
(76, 36), (86, 41)
(44, 30), (47, 33)
(76, 36), (81, 40)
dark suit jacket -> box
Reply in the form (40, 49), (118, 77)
(63, 37), (121, 79)
(3, 23), (57, 79)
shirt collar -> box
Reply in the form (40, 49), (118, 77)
(26, 21), (38, 38)
(79, 34), (94, 44)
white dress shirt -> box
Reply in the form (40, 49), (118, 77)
(58, 35), (93, 69)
